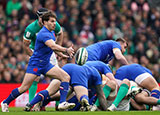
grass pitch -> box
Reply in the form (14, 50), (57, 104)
(0, 107), (160, 115)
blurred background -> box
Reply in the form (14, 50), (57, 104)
(0, 0), (159, 84)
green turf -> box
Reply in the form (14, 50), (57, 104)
(0, 107), (160, 115)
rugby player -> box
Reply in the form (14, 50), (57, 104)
(109, 64), (160, 110)
(1, 11), (75, 112)
(75, 38), (128, 65)
(23, 8), (63, 102)
(25, 61), (113, 111)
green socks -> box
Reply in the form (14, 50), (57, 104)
(29, 81), (38, 102)
(157, 100), (160, 104)
(113, 83), (129, 107)
(95, 85), (111, 106)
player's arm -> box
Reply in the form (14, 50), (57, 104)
(55, 51), (69, 59)
(55, 28), (63, 46)
(113, 48), (129, 65)
(23, 37), (33, 56)
(95, 85), (108, 111)
(130, 98), (146, 110)
(55, 21), (63, 46)
(45, 39), (74, 58)
(134, 91), (159, 105)
(105, 73), (118, 85)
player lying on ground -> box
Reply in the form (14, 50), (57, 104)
(91, 77), (160, 111)
(91, 78), (131, 111)
(1, 11), (75, 112)
(113, 63), (160, 110)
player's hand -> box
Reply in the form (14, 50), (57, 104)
(66, 44), (74, 58)
(55, 51), (69, 59)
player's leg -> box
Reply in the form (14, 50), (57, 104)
(139, 77), (160, 99)
(46, 79), (60, 111)
(73, 85), (90, 111)
(108, 79), (130, 111)
(135, 73), (160, 98)
(25, 79), (61, 111)
(32, 79), (60, 106)
(29, 77), (40, 102)
(1, 73), (37, 112)
(45, 65), (75, 110)
(31, 52), (59, 110)
(135, 90), (160, 106)
(34, 91), (61, 111)
(95, 79), (116, 107)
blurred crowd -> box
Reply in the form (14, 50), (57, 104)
(0, 0), (159, 83)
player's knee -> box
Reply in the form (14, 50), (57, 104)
(106, 80), (116, 90)
(60, 72), (70, 82)
(121, 79), (130, 87)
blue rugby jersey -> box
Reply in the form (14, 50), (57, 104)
(29, 26), (56, 66)
(86, 40), (121, 64)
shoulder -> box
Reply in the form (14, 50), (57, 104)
(37, 28), (51, 38)
(24, 20), (38, 34)
(112, 41), (121, 49)
(55, 21), (61, 34)
(26, 20), (37, 30)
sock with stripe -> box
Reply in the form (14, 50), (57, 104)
(112, 83), (129, 107)
(3, 88), (21, 105)
(59, 82), (69, 103)
(30, 90), (50, 106)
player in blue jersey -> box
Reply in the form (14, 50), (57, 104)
(23, 8), (64, 103)
(1, 11), (75, 112)
(75, 38), (129, 65)
(25, 61), (111, 111)
(107, 63), (160, 111)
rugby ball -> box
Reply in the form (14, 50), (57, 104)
(75, 47), (88, 65)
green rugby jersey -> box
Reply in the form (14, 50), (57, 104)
(23, 19), (61, 50)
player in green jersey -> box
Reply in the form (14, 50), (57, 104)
(23, 8), (63, 103)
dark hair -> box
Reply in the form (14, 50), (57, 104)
(116, 37), (128, 47)
(41, 11), (57, 24)
(36, 8), (48, 17)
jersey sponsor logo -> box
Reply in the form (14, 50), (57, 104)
(104, 54), (113, 62)
(26, 32), (31, 38)
(33, 68), (38, 72)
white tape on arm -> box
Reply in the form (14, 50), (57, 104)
(113, 48), (121, 54)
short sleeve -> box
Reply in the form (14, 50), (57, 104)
(93, 68), (102, 86)
(103, 65), (112, 74)
(54, 21), (61, 35)
(112, 41), (121, 50)
(23, 29), (34, 41)
(41, 34), (53, 43)
(97, 61), (112, 74)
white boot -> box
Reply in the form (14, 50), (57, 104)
(107, 104), (117, 111)
(58, 102), (75, 110)
(1, 101), (9, 112)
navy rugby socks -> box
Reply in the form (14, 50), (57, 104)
(59, 82), (69, 103)
(3, 88), (21, 105)
(30, 90), (50, 106)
